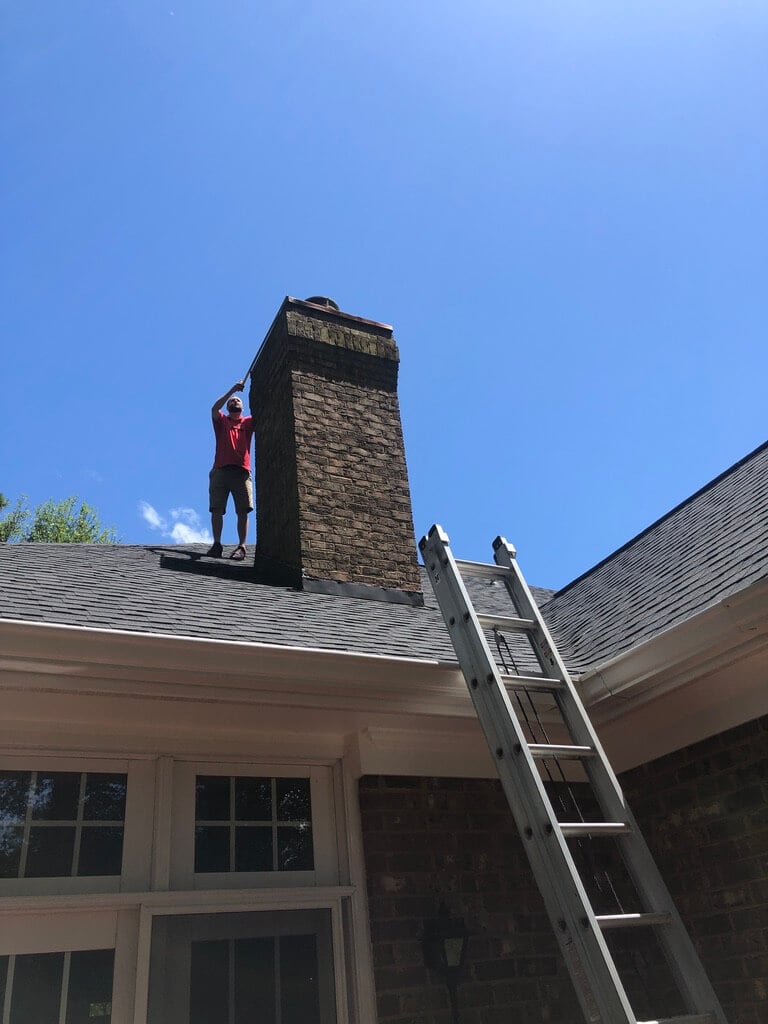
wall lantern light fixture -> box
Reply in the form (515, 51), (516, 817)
(422, 903), (471, 1024)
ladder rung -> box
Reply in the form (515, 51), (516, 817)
(596, 912), (673, 930)
(637, 1017), (716, 1024)
(455, 558), (512, 581)
(500, 673), (564, 693)
(477, 612), (536, 632)
(559, 822), (632, 837)
(528, 744), (595, 759)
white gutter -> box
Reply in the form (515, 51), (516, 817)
(577, 576), (768, 719)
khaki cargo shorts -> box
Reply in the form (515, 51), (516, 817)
(209, 466), (253, 515)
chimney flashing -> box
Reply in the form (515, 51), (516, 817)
(300, 575), (424, 606)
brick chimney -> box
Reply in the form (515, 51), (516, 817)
(248, 297), (421, 602)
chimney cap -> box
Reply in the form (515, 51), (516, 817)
(304, 296), (340, 311)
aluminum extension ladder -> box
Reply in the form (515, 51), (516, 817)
(419, 525), (728, 1024)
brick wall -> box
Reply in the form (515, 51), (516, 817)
(249, 320), (302, 574)
(624, 715), (768, 1022)
(250, 299), (421, 592)
(359, 714), (768, 1023)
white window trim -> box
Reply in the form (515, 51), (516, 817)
(0, 906), (132, 1024)
(0, 755), (154, 897)
(171, 762), (338, 889)
(0, 907), (118, 956)
(334, 758), (378, 1024)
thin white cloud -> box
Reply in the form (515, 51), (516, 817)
(139, 501), (164, 530)
(139, 502), (211, 544)
(170, 507), (199, 521)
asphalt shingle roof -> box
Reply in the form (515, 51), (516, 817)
(0, 541), (551, 667)
(1, 442), (765, 674)
(540, 440), (768, 672)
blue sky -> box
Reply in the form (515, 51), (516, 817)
(2, 1), (765, 588)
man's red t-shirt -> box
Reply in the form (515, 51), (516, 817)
(212, 413), (255, 471)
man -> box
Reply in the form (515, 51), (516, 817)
(207, 381), (254, 560)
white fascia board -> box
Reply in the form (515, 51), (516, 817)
(0, 618), (469, 717)
(578, 577), (768, 720)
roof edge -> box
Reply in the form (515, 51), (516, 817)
(0, 617), (441, 671)
(551, 436), (768, 599)
(579, 575), (768, 695)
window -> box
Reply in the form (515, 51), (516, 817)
(171, 763), (338, 889)
(194, 776), (313, 874)
(0, 948), (114, 1023)
(0, 771), (127, 880)
(147, 909), (337, 1024)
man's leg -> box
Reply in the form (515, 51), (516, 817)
(207, 469), (225, 556)
(236, 511), (248, 547)
(229, 472), (252, 559)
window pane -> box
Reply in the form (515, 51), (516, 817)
(276, 778), (311, 822)
(66, 948), (114, 1024)
(195, 826), (229, 873)
(278, 825), (314, 871)
(195, 776), (230, 821)
(78, 827), (124, 876)
(0, 770), (30, 822)
(26, 825), (76, 877)
(281, 935), (321, 1024)
(234, 777), (271, 821)
(194, 775), (315, 875)
(10, 952), (64, 1024)
(235, 937), (275, 1021)
(83, 774), (127, 821)
(0, 825), (23, 877)
(31, 772), (80, 820)
(190, 941), (228, 1024)
(234, 826), (272, 872)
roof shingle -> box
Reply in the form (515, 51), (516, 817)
(1, 441), (765, 675)
(0, 542), (551, 666)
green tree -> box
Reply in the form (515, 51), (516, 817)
(0, 494), (29, 542)
(0, 494), (119, 543)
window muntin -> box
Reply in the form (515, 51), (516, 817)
(0, 771), (126, 880)
(0, 948), (114, 1023)
(194, 776), (314, 874)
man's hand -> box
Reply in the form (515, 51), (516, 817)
(212, 381), (246, 417)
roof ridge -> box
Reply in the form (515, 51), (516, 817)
(551, 436), (768, 600)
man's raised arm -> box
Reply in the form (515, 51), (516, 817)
(211, 381), (245, 419)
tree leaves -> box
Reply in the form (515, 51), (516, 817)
(0, 494), (119, 543)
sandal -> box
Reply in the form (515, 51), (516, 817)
(206, 542), (223, 558)
(230, 545), (246, 561)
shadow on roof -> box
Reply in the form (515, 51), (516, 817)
(150, 547), (267, 584)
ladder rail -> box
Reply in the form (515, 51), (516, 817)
(491, 536), (728, 1021)
(421, 526), (636, 1023)
(421, 525), (729, 1024)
